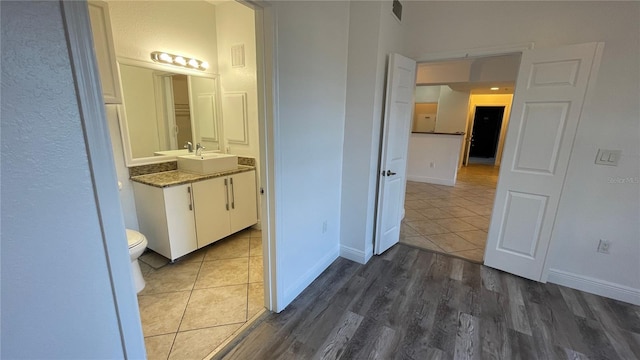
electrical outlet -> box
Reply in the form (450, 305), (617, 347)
(322, 220), (328, 234)
(597, 239), (610, 254)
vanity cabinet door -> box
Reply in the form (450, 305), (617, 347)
(192, 177), (231, 248)
(133, 183), (197, 261)
(229, 170), (258, 234)
(87, 1), (122, 103)
(163, 184), (199, 259)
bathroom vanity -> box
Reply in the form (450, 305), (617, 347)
(131, 166), (257, 261)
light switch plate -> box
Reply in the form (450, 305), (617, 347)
(595, 149), (621, 166)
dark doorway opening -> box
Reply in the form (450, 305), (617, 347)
(469, 106), (505, 163)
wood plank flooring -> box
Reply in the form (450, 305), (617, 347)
(214, 244), (640, 360)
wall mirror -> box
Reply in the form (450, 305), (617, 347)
(117, 58), (222, 166)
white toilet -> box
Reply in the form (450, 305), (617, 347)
(126, 229), (148, 293)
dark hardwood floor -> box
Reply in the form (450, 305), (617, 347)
(214, 244), (640, 360)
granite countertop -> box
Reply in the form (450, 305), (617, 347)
(411, 131), (465, 135)
(130, 165), (255, 188)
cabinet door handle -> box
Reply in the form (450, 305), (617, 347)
(224, 179), (230, 211)
(187, 186), (193, 211)
(230, 177), (235, 209)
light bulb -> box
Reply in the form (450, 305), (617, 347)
(174, 56), (187, 66)
(159, 53), (172, 63)
(200, 61), (209, 70)
(188, 59), (199, 68)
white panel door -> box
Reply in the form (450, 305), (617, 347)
(374, 53), (417, 255)
(484, 43), (600, 281)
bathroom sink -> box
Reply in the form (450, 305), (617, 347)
(177, 153), (238, 175)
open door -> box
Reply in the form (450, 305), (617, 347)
(374, 53), (417, 255)
(484, 43), (602, 281)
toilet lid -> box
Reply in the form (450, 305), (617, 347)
(126, 229), (145, 248)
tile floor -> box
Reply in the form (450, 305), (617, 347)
(137, 228), (264, 360)
(400, 164), (499, 263)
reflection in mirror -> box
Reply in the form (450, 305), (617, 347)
(119, 62), (221, 163)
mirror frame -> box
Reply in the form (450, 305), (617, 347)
(116, 57), (221, 166)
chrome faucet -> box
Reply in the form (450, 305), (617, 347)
(195, 143), (205, 156)
(184, 141), (193, 153)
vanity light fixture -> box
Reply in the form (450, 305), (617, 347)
(150, 51), (209, 71)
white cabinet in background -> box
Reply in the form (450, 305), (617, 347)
(88, 1), (122, 103)
(133, 170), (257, 261)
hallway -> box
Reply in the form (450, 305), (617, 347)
(401, 164), (499, 263)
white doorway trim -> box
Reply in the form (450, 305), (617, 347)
(464, 100), (513, 167)
(415, 42), (534, 63)
(64, 7), (279, 360)
(243, 0), (280, 312)
(61, 1), (146, 357)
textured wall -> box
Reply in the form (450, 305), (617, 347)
(1, 2), (127, 357)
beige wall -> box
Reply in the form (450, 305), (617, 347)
(434, 86), (470, 133)
(106, 1), (218, 71)
(214, 1), (261, 224)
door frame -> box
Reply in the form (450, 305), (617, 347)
(63, 3), (280, 358)
(244, 0), (280, 312)
(464, 102), (512, 167)
(415, 42), (604, 283)
(409, 44), (529, 266)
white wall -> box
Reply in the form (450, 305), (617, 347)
(340, 1), (385, 264)
(407, 134), (464, 186)
(1, 2), (144, 357)
(340, 1), (409, 264)
(415, 85), (441, 103)
(405, 1), (640, 303)
(106, 0), (218, 72)
(106, 105), (140, 230)
(435, 86), (470, 133)
(215, 1), (262, 225)
(272, 1), (350, 310)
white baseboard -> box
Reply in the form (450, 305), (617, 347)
(281, 246), (340, 311)
(547, 269), (640, 305)
(340, 244), (370, 264)
(407, 175), (455, 186)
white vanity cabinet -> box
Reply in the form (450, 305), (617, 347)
(133, 169), (257, 261)
(133, 183), (198, 261)
(194, 170), (258, 248)
(88, 1), (122, 103)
